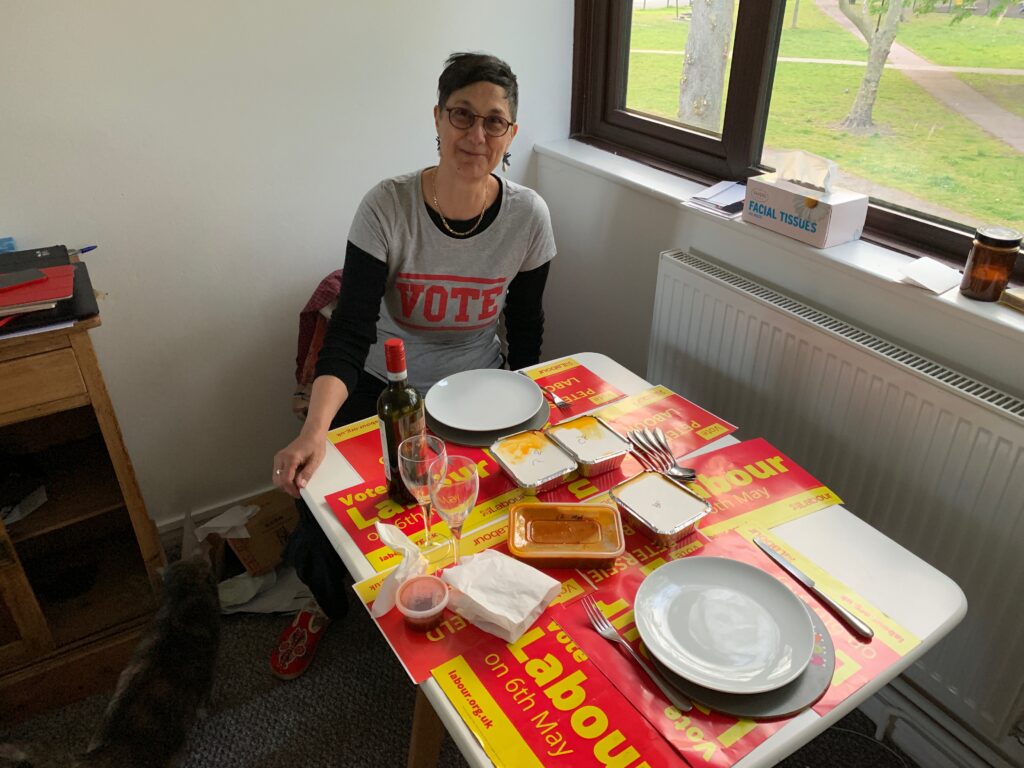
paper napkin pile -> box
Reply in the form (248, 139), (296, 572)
(441, 549), (561, 642)
(370, 523), (428, 617)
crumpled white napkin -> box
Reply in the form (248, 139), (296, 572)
(441, 549), (561, 643)
(371, 522), (428, 617)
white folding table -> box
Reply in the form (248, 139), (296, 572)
(301, 352), (967, 768)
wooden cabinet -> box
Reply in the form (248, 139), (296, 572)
(0, 316), (166, 720)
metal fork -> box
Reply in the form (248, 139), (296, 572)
(631, 428), (696, 482)
(625, 429), (665, 469)
(626, 429), (696, 482)
(518, 370), (572, 409)
(580, 596), (692, 712)
(647, 428), (698, 482)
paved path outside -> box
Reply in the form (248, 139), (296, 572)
(814, 0), (1024, 152)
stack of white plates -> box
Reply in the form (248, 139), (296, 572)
(424, 369), (548, 447)
(633, 557), (835, 719)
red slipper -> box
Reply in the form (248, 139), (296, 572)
(270, 604), (330, 680)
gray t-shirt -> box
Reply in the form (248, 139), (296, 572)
(348, 170), (556, 394)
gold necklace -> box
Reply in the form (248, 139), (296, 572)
(432, 170), (487, 237)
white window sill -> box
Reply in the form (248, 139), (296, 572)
(532, 140), (1019, 397)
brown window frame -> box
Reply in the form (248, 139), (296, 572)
(570, 0), (977, 266)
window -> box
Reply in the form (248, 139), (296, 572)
(572, 0), (1024, 264)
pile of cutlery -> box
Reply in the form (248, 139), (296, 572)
(624, 427), (696, 482)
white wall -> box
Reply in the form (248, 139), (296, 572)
(1, 1), (574, 527)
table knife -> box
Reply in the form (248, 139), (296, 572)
(753, 536), (874, 640)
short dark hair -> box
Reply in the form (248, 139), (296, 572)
(437, 52), (519, 122)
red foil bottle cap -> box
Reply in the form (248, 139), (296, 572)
(384, 338), (407, 374)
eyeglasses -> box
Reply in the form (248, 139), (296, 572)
(445, 107), (513, 137)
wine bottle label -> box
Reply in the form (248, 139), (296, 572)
(378, 418), (392, 481)
(399, 408), (425, 441)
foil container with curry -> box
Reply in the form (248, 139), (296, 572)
(490, 429), (577, 493)
(545, 415), (629, 477)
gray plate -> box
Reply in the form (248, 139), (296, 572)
(426, 402), (550, 447)
(649, 607), (835, 720)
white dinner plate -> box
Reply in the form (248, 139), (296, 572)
(426, 401), (549, 447)
(634, 557), (815, 695)
(425, 369), (544, 432)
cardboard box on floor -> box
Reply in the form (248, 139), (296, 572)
(226, 490), (299, 576)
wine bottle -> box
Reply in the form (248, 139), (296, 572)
(377, 338), (424, 505)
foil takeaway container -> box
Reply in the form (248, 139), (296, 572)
(609, 471), (710, 547)
(545, 415), (630, 477)
(490, 429), (577, 493)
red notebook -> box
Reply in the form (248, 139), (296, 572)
(0, 265), (75, 310)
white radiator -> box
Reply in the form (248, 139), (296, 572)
(649, 249), (1024, 764)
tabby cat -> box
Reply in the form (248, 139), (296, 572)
(1, 552), (221, 768)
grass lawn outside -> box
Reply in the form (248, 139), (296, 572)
(629, 7), (692, 51)
(957, 73), (1024, 119)
(625, 8), (1023, 231)
(894, 13), (1024, 69)
(778, 0), (867, 60)
(765, 63), (1022, 230)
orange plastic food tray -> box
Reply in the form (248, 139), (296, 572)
(507, 501), (625, 569)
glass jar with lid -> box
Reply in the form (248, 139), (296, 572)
(959, 225), (1022, 302)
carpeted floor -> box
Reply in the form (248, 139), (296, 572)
(2, 604), (918, 767)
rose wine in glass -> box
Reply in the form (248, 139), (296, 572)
(429, 454), (479, 567)
(398, 434), (446, 550)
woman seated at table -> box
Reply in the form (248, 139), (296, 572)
(269, 52), (557, 679)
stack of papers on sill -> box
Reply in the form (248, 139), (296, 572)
(684, 180), (746, 220)
(999, 286), (1024, 313)
(897, 257), (962, 294)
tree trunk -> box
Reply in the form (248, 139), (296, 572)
(838, 0), (874, 42)
(841, 0), (903, 129)
(677, 0), (734, 134)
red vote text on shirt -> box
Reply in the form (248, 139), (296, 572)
(394, 272), (507, 331)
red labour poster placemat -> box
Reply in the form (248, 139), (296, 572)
(324, 440), (518, 572)
(596, 386), (737, 456)
(431, 618), (686, 768)
(684, 438), (843, 537)
(520, 357), (626, 425)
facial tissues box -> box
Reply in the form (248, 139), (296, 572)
(742, 151), (868, 249)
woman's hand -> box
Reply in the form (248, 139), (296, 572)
(273, 431), (326, 498)
(273, 375), (350, 498)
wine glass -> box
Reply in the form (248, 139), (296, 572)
(398, 434), (447, 551)
(428, 454), (479, 567)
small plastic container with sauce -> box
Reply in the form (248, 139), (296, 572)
(609, 471), (710, 547)
(960, 225), (1022, 302)
(545, 415), (630, 477)
(395, 574), (449, 632)
(490, 429), (577, 493)
(507, 501), (625, 569)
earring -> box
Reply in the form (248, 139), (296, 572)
(502, 152), (511, 172)
(435, 136), (440, 154)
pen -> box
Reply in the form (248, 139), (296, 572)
(67, 245), (97, 257)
